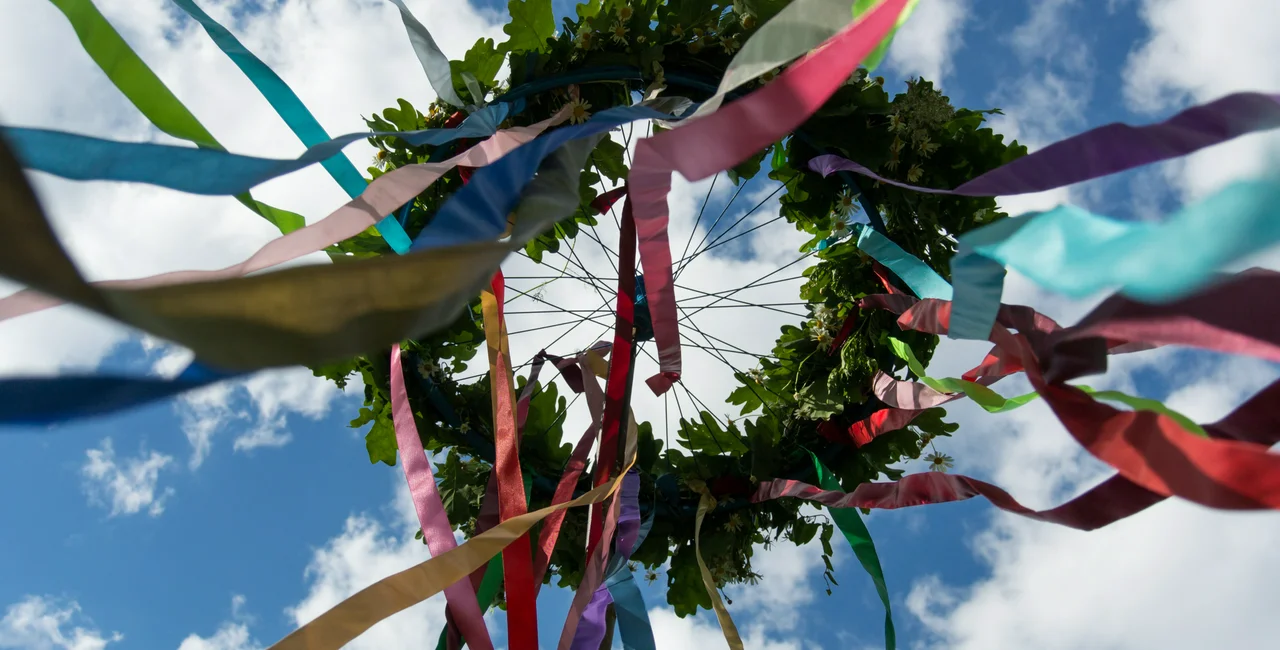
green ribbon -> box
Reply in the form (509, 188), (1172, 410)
(47, 0), (307, 235)
(886, 337), (1206, 435)
(854, 0), (921, 71)
(811, 452), (895, 650)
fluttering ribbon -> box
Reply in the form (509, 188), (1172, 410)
(389, 344), (494, 650)
(680, 0), (919, 122)
(0, 109), (569, 325)
(808, 91), (1280, 198)
(629, 0), (913, 395)
(1, 106), (513, 198)
(810, 452), (895, 650)
(874, 272), (1280, 511)
(44, 0), (305, 234)
(480, 272), (539, 650)
(168, 0), (410, 252)
(948, 176), (1280, 340)
(810, 93), (1280, 340)
(602, 503), (656, 650)
(386, 0), (468, 109)
(266, 428), (641, 650)
(0, 135), (600, 422)
(570, 470), (643, 650)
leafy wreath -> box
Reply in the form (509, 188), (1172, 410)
(308, 0), (1026, 618)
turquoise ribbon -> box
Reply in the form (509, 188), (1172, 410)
(950, 176), (1280, 340)
(856, 224), (953, 300)
(171, 0), (411, 252)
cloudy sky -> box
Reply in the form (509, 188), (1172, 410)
(3, 0), (1280, 648)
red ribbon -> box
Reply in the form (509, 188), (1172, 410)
(484, 271), (538, 649)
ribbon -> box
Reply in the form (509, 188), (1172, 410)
(1, 106), (513, 198)
(266, 440), (640, 650)
(168, 0), (409, 252)
(590, 196), (638, 555)
(0, 134), (599, 422)
(480, 273), (538, 650)
(854, 224), (953, 300)
(44, 0), (306, 234)
(689, 479), (744, 650)
(880, 274), (1280, 511)
(602, 497), (656, 650)
(629, 0), (913, 395)
(558, 412), (643, 649)
(569, 471), (643, 650)
(948, 175), (1280, 339)
(810, 452), (895, 650)
(386, 0), (468, 109)
(681, 0), (920, 122)
(389, 344), (494, 650)
(0, 109), (569, 325)
(807, 91), (1280, 198)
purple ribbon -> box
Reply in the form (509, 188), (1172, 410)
(810, 91), (1280, 198)
(570, 470), (641, 650)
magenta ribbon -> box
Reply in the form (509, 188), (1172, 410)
(570, 470), (641, 650)
(808, 92), (1280, 198)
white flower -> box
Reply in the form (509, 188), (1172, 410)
(566, 97), (593, 125)
(417, 358), (437, 378)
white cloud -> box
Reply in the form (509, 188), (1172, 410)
(0, 596), (121, 650)
(1123, 0), (1280, 202)
(885, 0), (969, 86)
(177, 595), (262, 650)
(174, 366), (355, 467)
(283, 474), (460, 650)
(80, 438), (176, 518)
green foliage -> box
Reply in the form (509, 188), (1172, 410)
(502, 0), (557, 53)
(310, 0), (1031, 626)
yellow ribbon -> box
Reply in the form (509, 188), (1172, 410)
(688, 479), (744, 650)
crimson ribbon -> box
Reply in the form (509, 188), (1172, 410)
(590, 193), (638, 557)
(878, 269), (1280, 512)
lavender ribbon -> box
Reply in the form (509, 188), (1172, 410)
(809, 91), (1280, 198)
(570, 470), (643, 650)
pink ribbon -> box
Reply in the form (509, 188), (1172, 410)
(389, 344), (493, 650)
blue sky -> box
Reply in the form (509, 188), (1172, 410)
(3, 1), (1280, 649)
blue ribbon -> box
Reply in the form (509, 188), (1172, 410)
(411, 104), (677, 251)
(602, 505), (656, 650)
(1, 108), (509, 198)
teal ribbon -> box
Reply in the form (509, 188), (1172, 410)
(950, 176), (1280, 340)
(170, 0), (411, 253)
(856, 224), (953, 300)
(811, 451), (895, 650)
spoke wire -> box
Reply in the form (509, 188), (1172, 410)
(676, 177), (749, 281)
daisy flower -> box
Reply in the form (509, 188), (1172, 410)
(926, 452), (954, 472)
(917, 137), (939, 157)
(416, 358), (437, 378)
(459, 421), (471, 434)
(834, 188), (859, 216)
(721, 34), (740, 53)
(617, 4), (634, 20)
(814, 330), (833, 350)
(610, 22), (629, 45)
(574, 28), (594, 50)
(566, 97), (592, 124)
(906, 163), (924, 183)
(747, 368), (764, 384)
